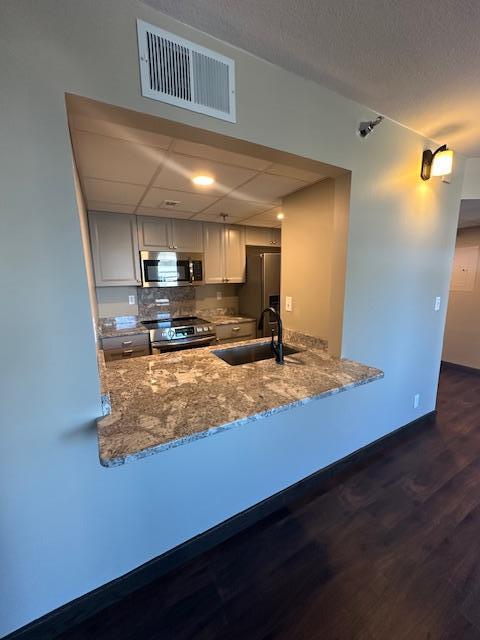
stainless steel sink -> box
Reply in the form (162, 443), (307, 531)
(213, 342), (301, 366)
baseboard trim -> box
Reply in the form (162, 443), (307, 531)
(441, 360), (480, 375)
(5, 410), (436, 640)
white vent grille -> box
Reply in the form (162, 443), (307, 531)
(137, 20), (236, 123)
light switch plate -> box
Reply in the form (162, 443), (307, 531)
(285, 296), (293, 312)
(434, 296), (441, 312)
(216, 291), (222, 300)
(128, 295), (136, 305)
(413, 393), (420, 409)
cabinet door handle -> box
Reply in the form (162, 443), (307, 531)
(232, 327), (240, 332)
(122, 349), (133, 355)
(122, 340), (133, 346)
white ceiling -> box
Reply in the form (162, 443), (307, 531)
(144, 0), (480, 158)
(71, 116), (326, 227)
(458, 200), (480, 228)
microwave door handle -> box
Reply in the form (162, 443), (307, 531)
(189, 260), (194, 283)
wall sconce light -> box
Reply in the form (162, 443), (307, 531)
(421, 144), (454, 181)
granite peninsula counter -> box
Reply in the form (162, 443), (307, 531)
(97, 333), (383, 467)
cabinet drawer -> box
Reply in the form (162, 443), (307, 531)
(103, 346), (150, 362)
(216, 321), (256, 341)
(101, 333), (150, 351)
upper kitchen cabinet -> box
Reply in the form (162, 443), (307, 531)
(203, 223), (246, 284)
(224, 225), (246, 283)
(137, 216), (170, 250)
(89, 211), (141, 287)
(171, 219), (203, 253)
(245, 226), (281, 247)
(137, 216), (203, 253)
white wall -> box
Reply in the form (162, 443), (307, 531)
(73, 164), (99, 328)
(0, 1), (464, 635)
(96, 286), (139, 317)
(282, 179), (336, 341)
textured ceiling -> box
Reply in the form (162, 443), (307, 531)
(143, 0), (480, 157)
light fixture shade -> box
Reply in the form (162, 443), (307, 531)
(431, 149), (454, 177)
(192, 175), (215, 186)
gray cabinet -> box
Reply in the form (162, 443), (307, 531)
(203, 223), (246, 284)
(215, 320), (256, 344)
(203, 223), (225, 284)
(102, 333), (150, 362)
(224, 225), (246, 283)
(245, 226), (281, 247)
(137, 216), (203, 252)
(137, 216), (170, 250)
(89, 211), (141, 287)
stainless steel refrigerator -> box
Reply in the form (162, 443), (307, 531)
(239, 247), (281, 337)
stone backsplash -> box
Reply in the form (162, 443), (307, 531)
(137, 284), (239, 320)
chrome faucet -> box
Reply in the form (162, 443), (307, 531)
(258, 307), (284, 364)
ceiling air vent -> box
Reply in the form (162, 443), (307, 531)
(137, 20), (236, 123)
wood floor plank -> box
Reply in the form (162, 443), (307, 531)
(56, 368), (480, 639)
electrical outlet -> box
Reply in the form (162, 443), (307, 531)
(216, 291), (222, 300)
(434, 296), (441, 312)
(128, 295), (136, 305)
(413, 393), (420, 409)
(285, 296), (293, 312)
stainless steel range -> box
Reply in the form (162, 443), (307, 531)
(142, 316), (216, 353)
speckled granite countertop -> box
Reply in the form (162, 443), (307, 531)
(96, 334), (383, 467)
(98, 316), (149, 338)
(97, 314), (256, 337)
(208, 315), (256, 325)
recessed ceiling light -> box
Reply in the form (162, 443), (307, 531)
(192, 175), (215, 187)
(276, 212), (285, 220)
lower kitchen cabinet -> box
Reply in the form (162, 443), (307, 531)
(215, 320), (256, 343)
(102, 333), (150, 362)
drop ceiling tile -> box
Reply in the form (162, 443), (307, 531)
(136, 207), (193, 219)
(141, 187), (217, 213)
(87, 201), (136, 214)
(172, 139), (271, 171)
(193, 211), (248, 223)
(266, 163), (326, 182)
(198, 198), (271, 218)
(153, 153), (256, 195)
(74, 131), (164, 185)
(73, 116), (172, 148)
(244, 207), (284, 225)
(244, 219), (281, 228)
(229, 174), (308, 202)
(84, 178), (145, 205)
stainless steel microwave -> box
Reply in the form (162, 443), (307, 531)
(140, 251), (204, 288)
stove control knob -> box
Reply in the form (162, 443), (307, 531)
(197, 327), (203, 333)
(209, 326), (213, 332)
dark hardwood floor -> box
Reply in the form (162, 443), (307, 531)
(57, 367), (480, 639)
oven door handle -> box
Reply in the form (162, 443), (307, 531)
(152, 335), (215, 350)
